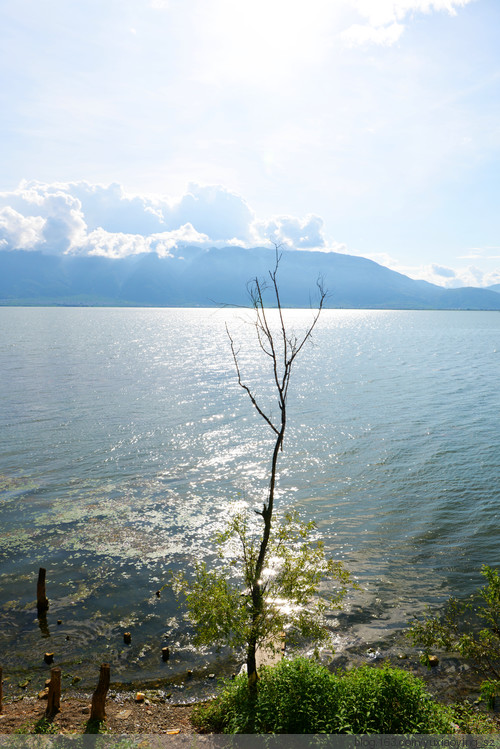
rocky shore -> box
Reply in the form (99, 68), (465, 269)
(1, 632), (497, 736)
(0, 690), (200, 735)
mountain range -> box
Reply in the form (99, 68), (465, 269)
(1, 246), (500, 310)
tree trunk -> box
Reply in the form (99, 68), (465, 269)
(246, 637), (259, 732)
(246, 639), (258, 688)
(45, 667), (61, 717)
(226, 253), (326, 704)
(90, 664), (110, 722)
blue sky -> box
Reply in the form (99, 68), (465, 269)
(1, 0), (500, 287)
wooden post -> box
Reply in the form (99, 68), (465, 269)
(0, 666), (3, 714)
(90, 663), (110, 722)
(37, 568), (49, 616)
(45, 667), (61, 717)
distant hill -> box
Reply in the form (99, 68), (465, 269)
(487, 284), (500, 294)
(2, 246), (500, 310)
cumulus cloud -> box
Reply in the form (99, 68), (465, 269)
(0, 180), (320, 259)
(0, 183), (87, 254)
(254, 214), (327, 250)
(0, 207), (45, 250)
(149, 225), (212, 256)
(75, 229), (152, 259)
(41, 193), (87, 254)
(68, 182), (166, 236)
(430, 264), (457, 279)
(0, 181), (256, 258)
(2, 179), (498, 289)
(76, 224), (212, 259)
(341, 0), (474, 46)
(67, 181), (255, 243)
(170, 184), (254, 242)
(434, 265), (500, 288)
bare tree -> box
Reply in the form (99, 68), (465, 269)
(173, 250), (353, 689)
(225, 249), (326, 682)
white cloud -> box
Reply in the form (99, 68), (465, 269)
(150, 225), (212, 256)
(0, 182), (87, 254)
(0, 180), (260, 258)
(40, 193), (88, 254)
(0, 207), (45, 250)
(430, 264), (456, 279)
(0, 181), (257, 257)
(437, 265), (500, 288)
(189, 0), (475, 91)
(359, 250), (500, 288)
(347, 0), (471, 27)
(341, 0), (475, 46)
(67, 182), (166, 235)
(65, 181), (255, 243)
(2, 180), (499, 288)
(170, 184), (254, 242)
(77, 224), (213, 259)
(0, 180), (335, 259)
(254, 214), (327, 250)
(77, 229), (152, 259)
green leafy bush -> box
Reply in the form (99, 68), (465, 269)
(448, 702), (498, 734)
(408, 565), (500, 712)
(408, 565), (500, 681)
(192, 658), (454, 734)
(333, 664), (452, 734)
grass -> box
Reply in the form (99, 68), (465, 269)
(14, 717), (60, 735)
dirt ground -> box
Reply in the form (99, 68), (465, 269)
(0, 692), (201, 735)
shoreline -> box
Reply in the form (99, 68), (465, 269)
(0, 688), (202, 735)
(0, 642), (494, 736)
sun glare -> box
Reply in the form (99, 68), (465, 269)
(196, 0), (343, 85)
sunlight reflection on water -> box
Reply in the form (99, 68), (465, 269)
(1, 307), (500, 693)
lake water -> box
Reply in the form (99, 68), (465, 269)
(1, 307), (499, 697)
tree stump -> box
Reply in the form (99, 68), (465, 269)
(37, 567), (49, 616)
(90, 663), (110, 722)
(45, 667), (61, 717)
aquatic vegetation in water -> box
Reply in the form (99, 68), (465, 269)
(408, 565), (500, 706)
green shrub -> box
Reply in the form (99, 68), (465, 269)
(448, 702), (499, 734)
(333, 665), (452, 734)
(192, 657), (454, 734)
(408, 565), (500, 682)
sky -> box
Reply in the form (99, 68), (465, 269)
(1, 0), (500, 287)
